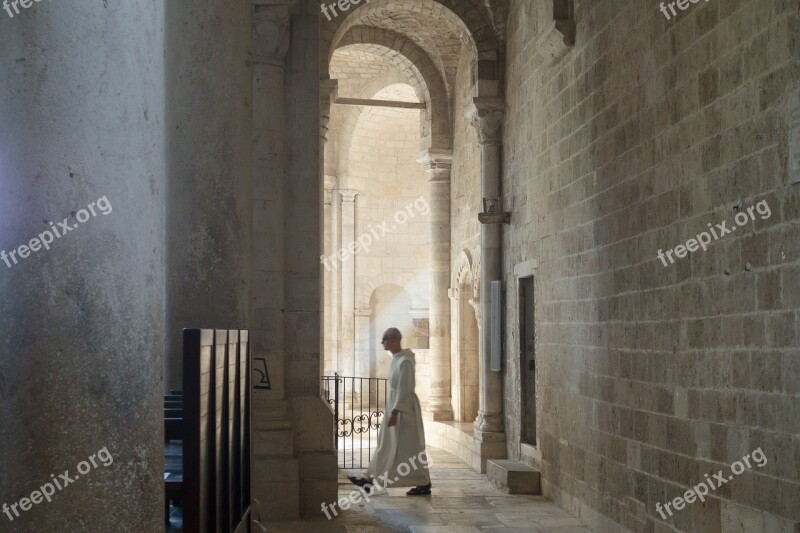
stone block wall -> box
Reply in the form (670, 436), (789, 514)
(502, 0), (800, 531)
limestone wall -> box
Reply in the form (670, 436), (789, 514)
(502, 0), (800, 531)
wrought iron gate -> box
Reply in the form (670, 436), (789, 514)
(322, 374), (388, 468)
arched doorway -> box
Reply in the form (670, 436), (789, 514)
(451, 252), (479, 422)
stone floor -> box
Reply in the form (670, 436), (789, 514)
(265, 447), (593, 532)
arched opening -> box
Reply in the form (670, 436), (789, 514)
(369, 283), (413, 379)
(451, 253), (479, 422)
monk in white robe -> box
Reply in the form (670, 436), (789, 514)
(349, 327), (432, 495)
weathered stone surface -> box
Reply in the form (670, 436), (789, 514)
(164, 0), (253, 390)
(0, 1), (166, 530)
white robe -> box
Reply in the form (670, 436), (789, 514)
(365, 348), (431, 487)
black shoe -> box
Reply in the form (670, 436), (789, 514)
(406, 484), (431, 496)
(348, 476), (372, 493)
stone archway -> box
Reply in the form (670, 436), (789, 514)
(450, 251), (480, 422)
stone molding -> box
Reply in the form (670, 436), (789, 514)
(417, 148), (453, 182)
(320, 78), (338, 141)
(451, 250), (475, 295)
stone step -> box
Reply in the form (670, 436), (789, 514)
(486, 459), (541, 494)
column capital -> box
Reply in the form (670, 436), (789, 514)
(253, 3), (292, 65)
(466, 98), (505, 146)
(340, 189), (358, 203)
(324, 187), (334, 205)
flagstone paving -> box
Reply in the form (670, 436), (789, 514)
(265, 447), (593, 532)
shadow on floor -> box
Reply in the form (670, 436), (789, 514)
(265, 447), (592, 533)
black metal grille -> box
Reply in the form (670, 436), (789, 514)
(322, 373), (388, 469)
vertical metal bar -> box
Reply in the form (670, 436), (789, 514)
(334, 373), (339, 456)
(342, 378), (347, 468)
(349, 376), (354, 470)
(360, 378), (364, 468)
(367, 378), (372, 465)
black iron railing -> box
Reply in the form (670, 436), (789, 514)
(322, 373), (388, 469)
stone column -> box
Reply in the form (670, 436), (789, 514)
(165, 0), (254, 391)
(339, 189), (358, 378)
(467, 98), (505, 437)
(327, 179), (342, 374)
(418, 150), (454, 420)
(322, 185), (335, 375)
(320, 80), (337, 376)
(0, 2), (165, 529)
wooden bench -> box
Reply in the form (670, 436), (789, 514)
(164, 329), (252, 532)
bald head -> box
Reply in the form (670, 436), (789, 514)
(381, 327), (403, 353)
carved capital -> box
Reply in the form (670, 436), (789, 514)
(340, 189), (358, 203)
(253, 4), (291, 65)
(324, 187), (334, 205)
(466, 98), (505, 146)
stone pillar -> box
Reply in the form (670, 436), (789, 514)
(326, 179), (342, 374)
(320, 80), (337, 376)
(418, 150), (454, 420)
(251, 1), (337, 521)
(165, 0), (254, 391)
(0, 2), (165, 529)
(339, 189), (358, 377)
(467, 98), (506, 437)
(251, 0), (290, 401)
(322, 185), (335, 375)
